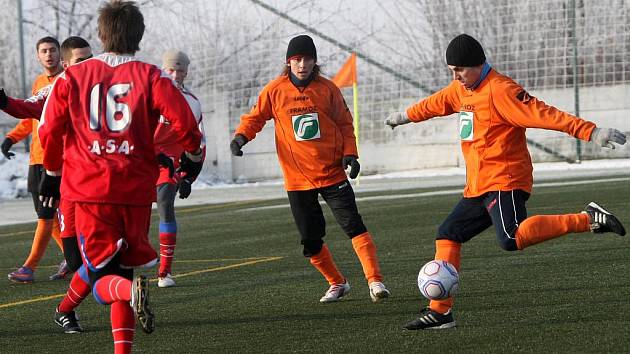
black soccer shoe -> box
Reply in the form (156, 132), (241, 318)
(54, 309), (83, 334)
(403, 307), (456, 330)
(584, 202), (626, 236)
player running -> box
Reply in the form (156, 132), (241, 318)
(385, 33), (627, 330)
(231, 34), (390, 303)
(153, 49), (205, 288)
(38, 2), (203, 353)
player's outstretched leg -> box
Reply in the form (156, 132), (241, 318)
(584, 202), (626, 236)
(131, 275), (154, 333)
(404, 307), (456, 330)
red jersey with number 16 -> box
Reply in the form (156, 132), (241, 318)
(39, 53), (202, 205)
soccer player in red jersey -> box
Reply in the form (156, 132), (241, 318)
(38, 2), (203, 353)
(153, 49), (205, 288)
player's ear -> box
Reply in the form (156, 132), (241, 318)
(62, 60), (69, 69)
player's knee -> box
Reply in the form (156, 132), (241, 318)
(302, 239), (324, 257)
(437, 222), (453, 238)
(496, 236), (519, 251)
(92, 280), (107, 305)
(437, 223), (466, 243)
(340, 217), (367, 238)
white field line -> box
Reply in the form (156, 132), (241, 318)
(237, 176), (630, 213)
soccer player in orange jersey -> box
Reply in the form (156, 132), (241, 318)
(385, 34), (627, 330)
(231, 35), (390, 303)
(2, 36), (66, 283)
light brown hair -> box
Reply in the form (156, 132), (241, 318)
(281, 64), (321, 77)
(97, 1), (144, 54)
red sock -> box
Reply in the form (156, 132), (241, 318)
(158, 222), (177, 276)
(111, 301), (135, 354)
(58, 272), (91, 313)
(93, 275), (132, 305)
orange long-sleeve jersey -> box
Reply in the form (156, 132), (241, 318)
(406, 69), (596, 197)
(235, 75), (357, 191)
(5, 72), (61, 165)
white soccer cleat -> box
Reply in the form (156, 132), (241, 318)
(319, 281), (351, 303)
(368, 281), (391, 303)
(157, 274), (176, 288)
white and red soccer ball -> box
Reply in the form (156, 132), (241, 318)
(417, 260), (459, 300)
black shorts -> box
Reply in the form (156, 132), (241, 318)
(437, 190), (530, 251)
(287, 180), (367, 243)
(27, 164), (56, 219)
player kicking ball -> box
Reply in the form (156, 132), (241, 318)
(385, 34), (627, 330)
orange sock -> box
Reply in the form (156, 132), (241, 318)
(515, 213), (590, 250)
(51, 215), (63, 251)
(429, 239), (461, 315)
(351, 232), (383, 284)
(23, 219), (54, 270)
(309, 244), (345, 285)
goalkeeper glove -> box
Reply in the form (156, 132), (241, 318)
(342, 155), (360, 179)
(230, 134), (248, 156)
(38, 170), (61, 208)
(384, 111), (411, 129)
(590, 127), (627, 149)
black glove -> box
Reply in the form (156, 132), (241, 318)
(178, 179), (192, 199)
(1, 137), (15, 160)
(230, 134), (248, 156)
(342, 155), (360, 179)
(156, 153), (174, 178)
(178, 149), (203, 181)
(38, 171), (61, 208)
(0, 88), (7, 109)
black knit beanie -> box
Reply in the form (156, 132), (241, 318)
(286, 35), (317, 62)
(446, 34), (486, 67)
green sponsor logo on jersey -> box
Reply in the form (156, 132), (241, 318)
(292, 113), (321, 141)
(459, 111), (474, 141)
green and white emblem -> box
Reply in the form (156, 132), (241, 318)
(292, 113), (321, 141)
(459, 111), (474, 141)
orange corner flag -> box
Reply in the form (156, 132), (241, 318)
(332, 53), (357, 88)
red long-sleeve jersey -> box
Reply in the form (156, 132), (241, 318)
(153, 87), (206, 181)
(39, 53), (202, 205)
(4, 73), (59, 165)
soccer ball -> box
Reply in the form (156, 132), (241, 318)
(417, 260), (459, 300)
